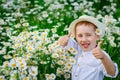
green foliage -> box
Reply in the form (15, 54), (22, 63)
(0, 0), (120, 80)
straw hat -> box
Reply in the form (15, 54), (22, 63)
(69, 15), (105, 38)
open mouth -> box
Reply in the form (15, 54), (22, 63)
(81, 43), (90, 48)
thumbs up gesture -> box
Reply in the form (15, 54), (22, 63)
(58, 32), (71, 47)
(92, 41), (105, 60)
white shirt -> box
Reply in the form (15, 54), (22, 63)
(65, 38), (118, 80)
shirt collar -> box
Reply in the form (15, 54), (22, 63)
(81, 50), (92, 56)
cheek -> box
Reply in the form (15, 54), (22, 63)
(76, 38), (81, 46)
(75, 36), (80, 40)
(89, 37), (97, 43)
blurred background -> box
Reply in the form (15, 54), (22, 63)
(0, 0), (120, 80)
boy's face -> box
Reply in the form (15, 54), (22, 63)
(75, 24), (100, 51)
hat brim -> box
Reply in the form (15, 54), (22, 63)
(69, 15), (105, 37)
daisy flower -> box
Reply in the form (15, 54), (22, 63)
(64, 73), (70, 79)
(95, 28), (102, 35)
(50, 73), (56, 80)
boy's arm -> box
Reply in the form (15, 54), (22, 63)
(92, 42), (118, 77)
(101, 53), (118, 77)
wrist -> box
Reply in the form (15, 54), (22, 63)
(100, 53), (106, 61)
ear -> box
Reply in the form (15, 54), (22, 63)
(96, 35), (100, 40)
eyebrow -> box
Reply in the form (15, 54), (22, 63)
(76, 32), (94, 35)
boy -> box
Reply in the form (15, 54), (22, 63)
(58, 15), (118, 80)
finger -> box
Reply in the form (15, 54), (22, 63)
(97, 41), (102, 48)
(93, 53), (99, 56)
(92, 48), (98, 53)
(93, 54), (103, 59)
(63, 39), (67, 43)
(92, 50), (99, 55)
(93, 52), (100, 57)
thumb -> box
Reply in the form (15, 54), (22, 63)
(97, 41), (102, 48)
(67, 32), (71, 38)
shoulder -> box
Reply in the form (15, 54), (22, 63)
(68, 38), (76, 42)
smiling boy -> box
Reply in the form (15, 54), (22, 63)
(58, 15), (118, 80)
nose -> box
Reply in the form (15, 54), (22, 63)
(81, 36), (87, 42)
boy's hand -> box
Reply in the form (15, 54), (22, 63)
(58, 33), (71, 47)
(93, 42), (116, 76)
(92, 42), (105, 60)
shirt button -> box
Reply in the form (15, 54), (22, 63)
(75, 74), (77, 77)
(81, 55), (83, 57)
(78, 64), (80, 66)
(79, 55), (83, 58)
